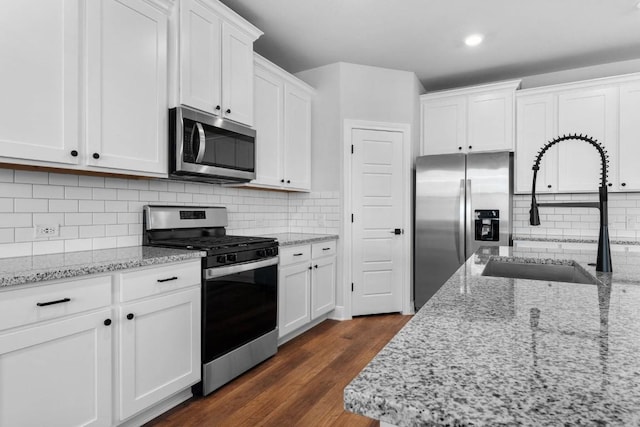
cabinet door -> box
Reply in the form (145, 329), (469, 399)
(118, 287), (200, 421)
(0, 309), (112, 427)
(421, 96), (467, 155)
(468, 89), (515, 152)
(618, 81), (640, 191)
(179, 0), (222, 114)
(222, 22), (254, 126)
(515, 93), (558, 193)
(311, 256), (336, 319)
(253, 66), (284, 187)
(283, 83), (312, 191)
(278, 263), (311, 338)
(557, 87), (618, 192)
(0, 0), (80, 165)
(86, 0), (168, 175)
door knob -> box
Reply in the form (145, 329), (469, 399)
(390, 228), (403, 235)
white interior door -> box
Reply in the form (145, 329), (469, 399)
(351, 128), (404, 316)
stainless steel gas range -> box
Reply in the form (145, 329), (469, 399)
(143, 205), (279, 396)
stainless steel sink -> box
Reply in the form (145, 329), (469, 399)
(481, 259), (596, 284)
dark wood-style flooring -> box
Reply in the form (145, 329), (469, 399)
(145, 313), (412, 427)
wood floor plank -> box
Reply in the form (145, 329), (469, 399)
(145, 313), (412, 427)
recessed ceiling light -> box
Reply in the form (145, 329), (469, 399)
(464, 34), (484, 47)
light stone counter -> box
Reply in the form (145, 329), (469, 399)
(345, 246), (640, 426)
(0, 246), (206, 289)
(261, 232), (338, 247)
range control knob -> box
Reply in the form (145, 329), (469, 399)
(226, 253), (237, 262)
(216, 255), (227, 264)
(257, 249), (267, 257)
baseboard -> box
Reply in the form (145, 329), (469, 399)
(117, 388), (193, 427)
(328, 305), (349, 321)
(278, 315), (328, 345)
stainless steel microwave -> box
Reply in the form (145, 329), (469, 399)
(169, 106), (256, 183)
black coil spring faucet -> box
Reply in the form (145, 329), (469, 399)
(530, 133), (612, 272)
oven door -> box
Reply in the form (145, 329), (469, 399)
(202, 257), (278, 364)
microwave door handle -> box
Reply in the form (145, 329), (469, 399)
(194, 122), (206, 163)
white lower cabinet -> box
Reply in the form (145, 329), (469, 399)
(0, 259), (201, 427)
(278, 240), (337, 341)
(118, 287), (200, 421)
(0, 309), (112, 427)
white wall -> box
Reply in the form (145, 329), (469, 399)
(521, 58), (640, 89)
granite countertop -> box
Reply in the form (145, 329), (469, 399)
(0, 246), (206, 289)
(513, 235), (640, 246)
(345, 246), (640, 426)
(261, 232), (338, 246)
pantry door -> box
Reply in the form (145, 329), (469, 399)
(350, 127), (406, 316)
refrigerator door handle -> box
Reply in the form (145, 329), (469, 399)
(455, 179), (465, 264)
(466, 179), (472, 259)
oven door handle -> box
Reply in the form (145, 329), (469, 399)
(204, 257), (279, 279)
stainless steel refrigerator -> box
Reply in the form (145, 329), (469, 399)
(414, 151), (513, 309)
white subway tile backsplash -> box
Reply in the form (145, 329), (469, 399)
(15, 170), (48, 184)
(65, 186), (92, 200)
(49, 173), (78, 186)
(0, 183), (32, 198)
(79, 200), (105, 213)
(0, 169), (338, 257)
(15, 199), (48, 212)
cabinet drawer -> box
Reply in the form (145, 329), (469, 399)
(0, 276), (112, 332)
(312, 240), (336, 258)
(119, 260), (201, 303)
(279, 245), (311, 266)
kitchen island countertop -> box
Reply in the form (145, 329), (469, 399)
(345, 245), (640, 426)
(0, 246), (206, 289)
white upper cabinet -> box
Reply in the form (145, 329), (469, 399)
(421, 80), (520, 155)
(556, 86), (618, 192)
(515, 73), (640, 194)
(178, 0), (262, 126)
(86, 0), (168, 176)
(0, 0), (81, 166)
(283, 83), (312, 190)
(234, 54), (314, 192)
(420, 96), (466, 155)
(515, 93), (558, 194)
(0, 0), (171, 178)
(179, 0), (222, 114)
(618, 81), (640, 191)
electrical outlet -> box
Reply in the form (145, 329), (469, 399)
(34, 224), (59, 238)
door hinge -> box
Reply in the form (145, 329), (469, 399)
(351, 282), (354, 292)
(351, 213), (354, 223)
(351, 144), (354, 154)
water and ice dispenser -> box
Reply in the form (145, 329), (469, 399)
(474, 210), (500, 241)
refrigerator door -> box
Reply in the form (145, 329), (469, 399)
(466, 151), (513, 258)
(414, 153), (466, 309)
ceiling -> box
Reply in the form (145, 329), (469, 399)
(219, 0), (640, 90)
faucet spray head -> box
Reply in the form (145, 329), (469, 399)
(530, 195), (540, 226)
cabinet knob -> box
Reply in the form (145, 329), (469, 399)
(314, 264), (318, 269)
(308, 266), (312, 270)
(226, 109), (231, 114)
(608, 183), (613, 187)
(281, 179), (285, 183)
(468, 145), (472, 150)
(104, 319), (112, 326)
(93, 153), (100, 159)
(70, 150), (78, 157)
(287, 180), (291, 184)
(215, 105), (221, 111)
(458, 146), (462, 150)
(622, 182), (627, 187)
(547, 185), (552, 189)
(127, 313), (134, 320)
